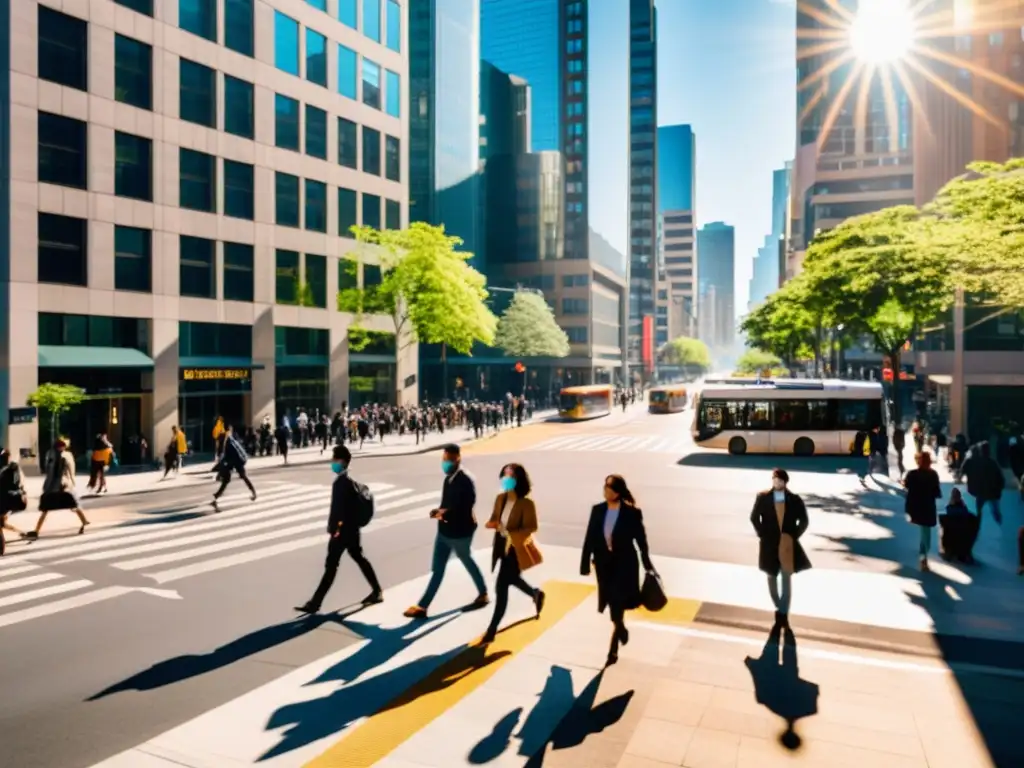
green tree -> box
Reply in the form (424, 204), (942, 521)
(338, 222), (497, 357)
(494, 290), (570, 358)
(742, 286), (815, 369)
(735, 349), (784, 376)
(27, 383), (85, 444)
(661, 336), (711, 372)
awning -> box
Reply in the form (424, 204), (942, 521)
(38, 345), (154, 369)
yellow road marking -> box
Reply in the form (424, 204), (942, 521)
(305, 581), (595, 768)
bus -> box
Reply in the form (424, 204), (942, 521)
(648, 384), (688, 414)
(692, 379), (886, 456)
(559, 385), (614, 420)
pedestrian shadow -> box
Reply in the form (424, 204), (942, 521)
(677, 454), (864, 476)
(744, 621), (819, 750)
(86, 606), (368, 700)
(261, 642), (510, 761)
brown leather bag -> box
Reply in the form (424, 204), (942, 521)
(520, 536), (544, 570)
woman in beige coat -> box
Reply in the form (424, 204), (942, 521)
(26, 439), (90, 539)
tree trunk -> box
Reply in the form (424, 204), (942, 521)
(442, 342), (448, 400)
(814, 324), (823, 377)
(889, 349), (902, 427)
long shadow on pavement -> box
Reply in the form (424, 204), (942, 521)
(677, 453), (865, 476)
(745, 621), (819, 750)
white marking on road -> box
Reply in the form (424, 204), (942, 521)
(630, 435), (661, 452)
(372, 488), (414, 502)
(0, 572), (65, 593)
(0, 579), (92, 608)
(0, 563), (41, 577)
(136, 588), (183, 600)
(598, 436), (636, 451)
(534, 436), (581, 451)
(0, 586), (135, 630)
(586, 436), (623, 451)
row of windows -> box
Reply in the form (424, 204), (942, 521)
(299, 0), (401, 51)
(274, 172), (401, 233)
(565, 326), (587, 343)
(274, 11), (401, 117)
(275, 250), (327, 308)
(39, 311), (150, 351)
(179, 0), (255, 53)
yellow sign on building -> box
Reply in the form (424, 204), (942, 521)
(181, 368), (251, 381)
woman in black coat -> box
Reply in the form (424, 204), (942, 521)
(750, 469), (811, 624)
(903, 451), (942, 571)
(580, 474), (654, 666)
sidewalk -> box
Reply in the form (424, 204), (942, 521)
(20, 412), (556, 504)
(89, 545), (1023, 768)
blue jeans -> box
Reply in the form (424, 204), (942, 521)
(919, 525), (932, 557)
(417, 533), (487, 609)
(767, 571), (792, 614)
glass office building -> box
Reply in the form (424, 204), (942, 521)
(657, 124), (695, 214)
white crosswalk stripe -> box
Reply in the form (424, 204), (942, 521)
(0, 480), (438, 631)
(532, 434), (691, 453)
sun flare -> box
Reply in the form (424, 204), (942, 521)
(848, 0), (916, 64)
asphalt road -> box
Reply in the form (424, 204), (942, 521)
(0, 405), (950, 767)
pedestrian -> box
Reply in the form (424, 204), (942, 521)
(162, 426), (180, 479)
(960, 441), (1004, 531)
(0, 448), (28, 556)
(892, 425), (907, 478)
(403, 444), (489, 619)
(868, 425), (889, 480)
(749, 469), (811, 625)
(275, 422), (290, 465)
(87, 432), (114, 494)
(26, 439), (90, 539)
(939, 487), (977, 564)
(211, 426), (257, 511)
(580, 474), (655, 667)
(903, 452), (942, 571)
(175, 425), (188, 470)
(482, 463), (545, 643)
(295, 445), (383, 613)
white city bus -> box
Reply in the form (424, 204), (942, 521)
(691, 379), (886, 456)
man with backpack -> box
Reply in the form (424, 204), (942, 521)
(295, 445), (383, 614)
(211, 425), (257, 511)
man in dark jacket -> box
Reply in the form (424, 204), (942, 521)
(296, 445), (383, 613)
(892, 426), (907, 478)
(404, 444), (488, 618)
(960, 441), (1004, 530)
(211, 426), (256, 510)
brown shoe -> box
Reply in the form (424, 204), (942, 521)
(403, 605), (427, 619)
(470, 593), (490, 608)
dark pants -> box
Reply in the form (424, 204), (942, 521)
(608, 601), (627, 657)
(214, 466), (255, 498)
(940, 514), (979, 561)
(486, 549), (536, 636)
(1017, 526), (1024, 569)
(311, 533), (381, 607)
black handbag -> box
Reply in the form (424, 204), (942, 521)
(640, 570), (667, 612)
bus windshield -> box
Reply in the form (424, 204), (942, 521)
(649, 391), (667, 403)
(560, 393), (580, 411)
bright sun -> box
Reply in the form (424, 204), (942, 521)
(849, 0), (916, 64)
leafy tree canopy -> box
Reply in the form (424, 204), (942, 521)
(742, 285), (815, 363)
(735, 349), (784, 376)
(494, 291), (570, 358)
(27, 383), (85, 415)
(661, 336), (711, 370)
(338, 223), (497, 355)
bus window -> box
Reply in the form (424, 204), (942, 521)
(746, 402), (771, 428)
(649, 391), (667, 403)
(837, 399), (883, 430)
(559, 393), (579, 412)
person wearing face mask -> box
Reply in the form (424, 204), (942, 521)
(295, 445), (383, 614)
(750, 469), (811, 624)
(404, 444), (489, 619)
(481, 463), (545, 643)
(580, 474), (655, 667)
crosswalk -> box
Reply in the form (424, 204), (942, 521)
(0, 481), (437, 631)
(531, 433), (693, 453)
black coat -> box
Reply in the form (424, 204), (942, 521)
(903, 467), (941, 527)
(326, 473), (361, 538)
(580, 502), (654, 613)
(750, 490), (811, 576)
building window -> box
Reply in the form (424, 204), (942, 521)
(180, 236), (215, 299)
(276, 249), (300, 304)
(362, 126), (381, 174)
(275, 94), (301, 151)
(38, 113), (87, 190)
(179, 0), (216, 41)
(179, 148), (216, 212)
(339, 0), (357, 27)
(38, 213), (87, 286)
(338, 44), (358, 99)
(305, 253), (327, 308)
(274, 11), (300, 76)
(38, 7), (88, 91)
(338, 187), (357, 235)
(114, 226), (151, 293)
(565, 327), (587, 343)
(224, 75), (254, 138)
(386, 0), (401, 51)
(224, 0), (254, 56)
(561, 298), (588, 315)
(115, 0), (153, 15)
(380, 74), (400, 123)
(338, 118), (358, 168)
(276, 172), (300, 227)
(179, 58), (216, 128)
(306, 0), (327, 10)
(385, 135), (400, 181)
(305, 28), (328, 87)
(114, 35), (152, 110)
(223, 242), (254, 302)
(385, 199), (400, 230)
(362, 59), (381, 109)
(305, 179), (327, 233)
(362, 193), (381, 229)
(305, 105), (328, 160)
(223, 159), (254, 220)
(364, 0), (381, 41)
(115, 132), (152, 201)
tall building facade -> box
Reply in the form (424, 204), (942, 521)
(749, 162), (790, 309)
(697, 222), (735, 350)
(656, 124), (696, 346)
(1, 0), (412, 463)
(409, 0), (481, 266)
(627, 0), (657, 379)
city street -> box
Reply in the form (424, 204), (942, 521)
(1, 404), (1022, 767)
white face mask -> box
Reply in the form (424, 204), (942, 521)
(772, 479), (785, 492)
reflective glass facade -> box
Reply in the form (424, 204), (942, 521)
(657, 124), (694, 213)
(274, 11), (300, 76)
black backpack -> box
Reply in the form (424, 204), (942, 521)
(350, 479), (375, 527)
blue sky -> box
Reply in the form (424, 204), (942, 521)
(655, 0), (796, 314)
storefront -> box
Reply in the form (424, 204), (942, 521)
(348, 331), (397, 408)
(275, 327), (330, 420)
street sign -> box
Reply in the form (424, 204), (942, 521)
(404, 374), (417, 388)
(8, 407), (37, 425)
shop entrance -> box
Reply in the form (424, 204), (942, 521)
(178, 367), (254, 454)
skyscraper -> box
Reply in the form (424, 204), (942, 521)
(628, 0), (658, 378)
(697, 222), (735, 350)
(749, 163), (790, 309)
(656, 124), (697, 344)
